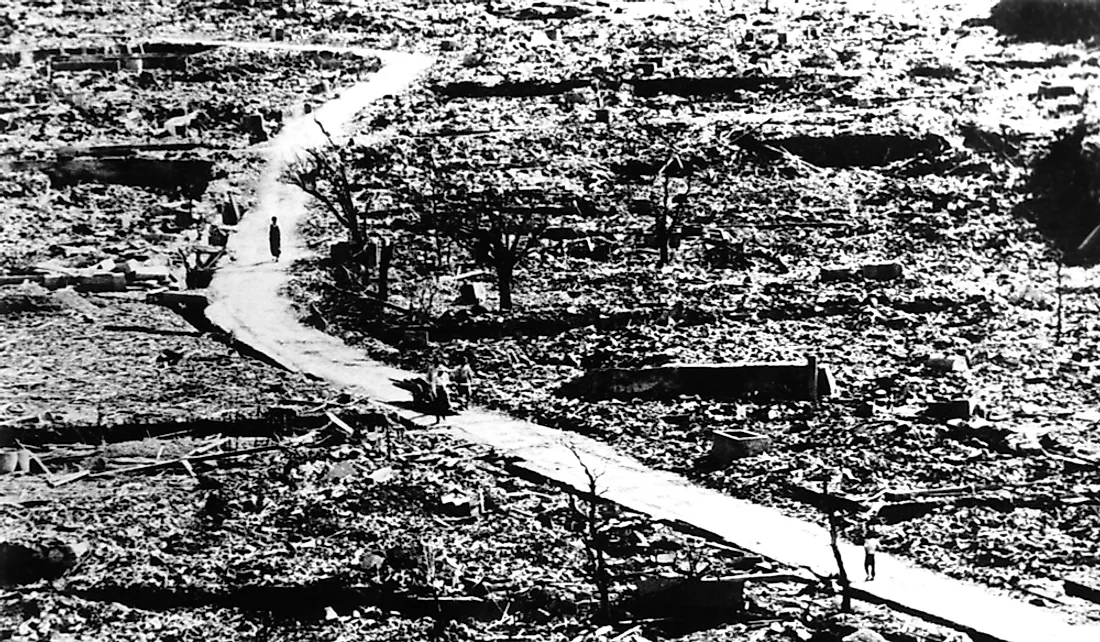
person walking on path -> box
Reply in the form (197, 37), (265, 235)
(864, 530), (880, 581)
(427, 358), (452, 424)
(453, 354), (475, 409)
(269, 217), (282, 262)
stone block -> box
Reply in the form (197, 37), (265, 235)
(114, 259), (141, 274)
(926, 354), (968, 373)
(861, 262), (903, 281)
(926, 399), (979, 421)
(133, 265), (172, 282)
(75, 273), (126, 293)
(710, 429), (771, 464)
(1038, 84), (1076, 99)
(459, 282), (487, 305)
(820, 266), (855, 282)
(41, 275), (70, 289)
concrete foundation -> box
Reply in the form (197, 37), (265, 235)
(710, 429), (772, 463)
(555, 363), (836, 401)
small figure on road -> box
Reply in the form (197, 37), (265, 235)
(453, 354), (475, 409)
(864, 530), (880, 581)
(427, 358), (452, 424)
(269, 216), (282, 262)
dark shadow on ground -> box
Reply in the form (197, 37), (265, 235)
(988, 0), (1100, 44)
(1020, 123), (1100, 264)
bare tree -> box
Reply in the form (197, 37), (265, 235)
(433, 188), (548, 312)
(654, 153), (694, 268)
(279, 120), (389, 249)
(566, 443), (611, 623)
(822, 477), (852, 613)
(279, 121), (361, 246)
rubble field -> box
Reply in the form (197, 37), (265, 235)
(2, 0), (1099, 641)
(282, 0), (1100, 626)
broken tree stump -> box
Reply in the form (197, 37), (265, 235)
(222, 196), (241, 226)
(378, 242), (392, 302)
(244, 114), (269, 143)
(555, 363), (837, 402)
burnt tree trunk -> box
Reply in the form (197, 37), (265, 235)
(378, 242), (393, 302)
(497, 262), (514, 311)
(824, 479), (852, 612)
(658, 174), (671, 268)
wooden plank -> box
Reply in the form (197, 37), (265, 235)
(324, 411), (356, 436)
(82, 444), (282, 480)
(145, 290), (209, 307)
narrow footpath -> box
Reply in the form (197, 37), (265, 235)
(206, 51), (1100, 642)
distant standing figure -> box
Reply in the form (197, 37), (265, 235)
(453, 355), (475, 408)
(864, 531), (880, 581)
(427, 359), (452, 424)
(269, 217), (282, 262)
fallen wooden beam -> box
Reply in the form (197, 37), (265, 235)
(324, 411), (356, 437)
(79, 444), (282, 481)
(50, 58), (122, 72)
(787, 482), (869, 514)
(145, 290), (209, 308)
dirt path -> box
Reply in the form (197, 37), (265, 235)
(204, 48), (1100, 642)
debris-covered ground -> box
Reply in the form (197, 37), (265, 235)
(3, 0), (1099, 640)
(2, 414), (968, 642)
(279, 0), (1100, 625)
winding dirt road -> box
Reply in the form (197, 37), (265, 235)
(204, 45), (1100, 642)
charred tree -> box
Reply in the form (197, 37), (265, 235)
(654, 153), (692, 268)
(822, 478), (852, 613)
(280, 120), (391, 250)
(434, 189), (548, 312)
